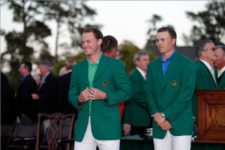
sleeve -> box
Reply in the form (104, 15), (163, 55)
(144, 64), (160, 115)
(106, 61), (132, 105)
(68, 65), (79, 109)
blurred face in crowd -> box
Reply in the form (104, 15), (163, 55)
(136, 55), (149, 72)
(82, 32), (102, 56)
(156, 31), (175, 55)
(201, 42), (216, 63)
(214, 47), (225, 69)
(19, 64), (28, 76)
(39, 65), (49, 76)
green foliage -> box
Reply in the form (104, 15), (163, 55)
(184, 0), (225, 45)
(1, 0), (97, 87)
(119, 41), (140, 73)
(145, 14), (162, 49)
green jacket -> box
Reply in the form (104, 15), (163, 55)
(145, 52), (196, 139)
(193, 61), (218, 116)
(123, 68), (151, 127)
(218, 72), (225, 89)
(69, 54), (132, 141)
(195, 61), (218, 89)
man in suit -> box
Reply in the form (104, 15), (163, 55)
(32, 60), (57, 113)
(145, 26), (196, 150)
(192, 39), (218, 118)
(17, 62), (38, 123)
(69, 28), (131, 150)
(195, 39), (217, 89)
(123, 51), (152, 137)
(214, 44), (225, 89)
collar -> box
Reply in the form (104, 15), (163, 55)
(136, 67), (146, 80)
(200, 59), (214, 72)
(160, 50), (176, 63)
(87, 53), (102, 65)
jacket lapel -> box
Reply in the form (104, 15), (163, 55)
(82, 59), (89, 87)
(160, 52), (180, 90)
(199, 61), (218, 88)
(93, 55), (108, 84)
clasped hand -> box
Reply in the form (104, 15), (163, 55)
(153, 113), (172, 131)
(78, 87), (106, 103)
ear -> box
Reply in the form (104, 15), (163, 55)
(98, 39), (102, 46)
(172, 38), (176, 46)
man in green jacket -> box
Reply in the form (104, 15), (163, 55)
(69, 28), (131, 150)
(195, 39), (217, 89)
(123, 51), (152, 137)
(145, 26), (196, 150)
(214, 44), (225, 89)
(193, 39), (218, 118)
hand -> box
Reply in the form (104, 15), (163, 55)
(152, 112), (165, 125)
(78, 87), (91, 103)
(89, 88), (107, 100)
(158, 120), (172, 130)
(123, 123), (131, 136)
(31, 93), (39, 100)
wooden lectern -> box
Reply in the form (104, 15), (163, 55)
(196, 90), (225, 143)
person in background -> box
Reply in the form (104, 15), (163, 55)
(69, 28), (131, 150)
(59, 57), (76, 76)
(101, 35), (125, 118)
(33, 74), (41, 87)
(1, 72), (16, 125)
(145, 26), (196, 150)
(214, 44), (225, 89)
(32, 60), (58, 113)
(123, 51), (152, 137)
(16, 62), (38, 123)
(195, 39), (217, 89)
(192, 39), (218, 119)
(57, 62), (77, 115)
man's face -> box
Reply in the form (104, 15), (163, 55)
(39, 65), (48, 76)
(136, 55), (150, 72)
(202, 42), (216, 62)
(18, 64), (27, 76)
(82, 32), (101, 56)
(156, 31), (175, 54)
(214, 48), (225, 68)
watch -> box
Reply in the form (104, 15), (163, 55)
(161, 113), (166, 118)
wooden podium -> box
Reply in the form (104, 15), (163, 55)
(196, 90), (225, 143)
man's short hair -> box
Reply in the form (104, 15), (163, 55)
(134, 51), (148, 62)
(39, 60), (53, 68)
(194, 39), (214, 58)
(83, 27), (103, 40)
(215, 43), (225, 55)
(101, 35), (118, 53)
(22, 62), (32, 72)
(157, 26), (177, 40)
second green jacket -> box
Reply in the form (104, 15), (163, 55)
(145, 52), (196, 139)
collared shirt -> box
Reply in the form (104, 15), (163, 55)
(218, 66), (225, 78)
(200, 59), (217, 84)
(136, 67), (146, 80)
(87, 53), (102, 114)
(160, 50), (176, 75)
(40, 72), (50, 88)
